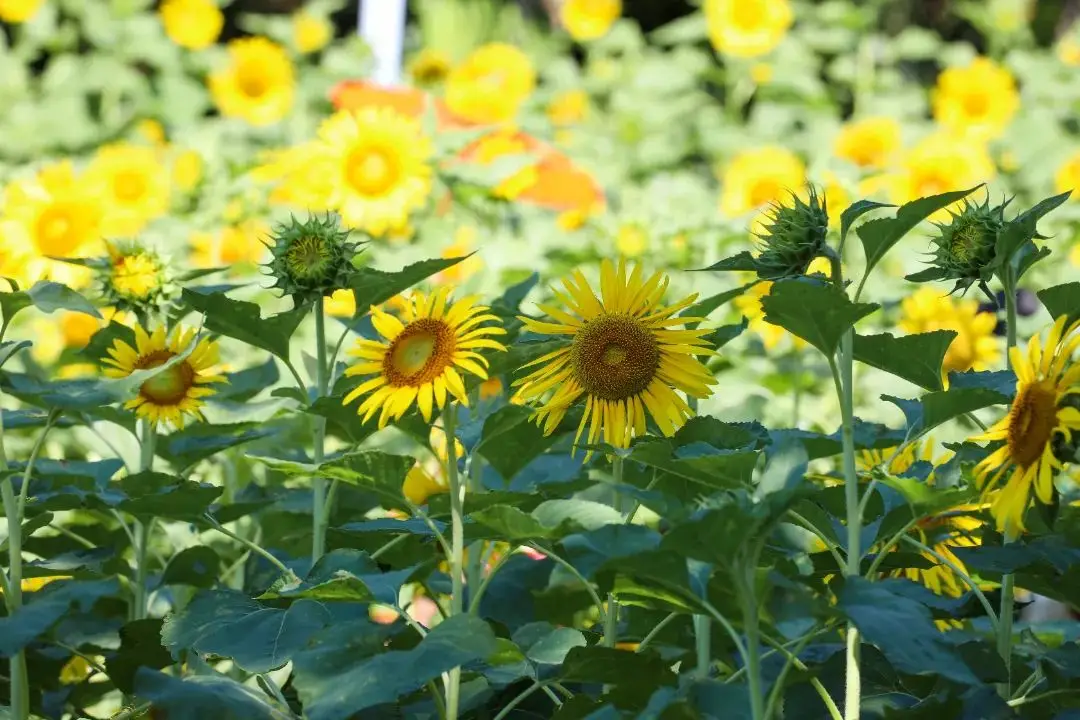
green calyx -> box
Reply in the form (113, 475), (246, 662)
(753, 187), (829, 280)
(926, 196), (1006, 293)
(265, 213), (359, 303)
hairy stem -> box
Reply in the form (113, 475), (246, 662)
(311, 301), (329, 565)
(444, 406), (465, 720)
(130, 423), (157, 621)
(998, 265), (1018, 697)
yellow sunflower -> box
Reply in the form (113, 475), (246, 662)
(403, 464), (447, 506)
(834, 116), (902, 170)
(445, 43), (537, 126)
(899, 287), (1001, 381)
(311, 108), (433, 237)
(0, 0), (43, 23)
(102, 325), (225, 428)
(718, 146), (806, 218)
(159, 0), (223, 51)
(409, 49), (452, 86)
(560, 0), (622, 42)
(342, 288), (507, 427)
(1055, 150), (1080, 199)
(704, 0), (793, 58)
(190, 220), (268, 269)
(547, 89), (589, 127)
(931, 57), (1019, 141)
(293, 11), (332, 54)
(972, 316), (1080, 533)
(888, 132), (995, 220)
(514, 260), (718, 453)
(85, 143), (171, 237)
(209, 37), (296, 126)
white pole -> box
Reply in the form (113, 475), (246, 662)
(358, 0), (408, 87)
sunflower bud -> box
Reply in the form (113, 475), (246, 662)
(918, 196), (1006, 294)
(265, 213), (359, 304)
(99, 241), (175, 316)
(754, 187), (829, 279)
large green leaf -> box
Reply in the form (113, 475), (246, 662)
(160, 546), (221, 589)
(182, 288), (309, 361)
(992, 190), (1072, 269)
(883, 382), (1011, 437)
(259, 549), (416, 605)
(759, 279), (878, 357)
(855, 186), (981, 293)
(316, 451), (414, 508)
(0, 281), (101, 327)
(134, 668), (293, 720)
(106, 618), (174, 694)
(629, 439), (759, 489)
(307, 393), (380, 445)
(346, 256), (465, 315)
(213, 357), (281, 402)
(560, 645), (677, 689)
(840, 199), (893, 248)
(293, 614), (499, 720)
(161, 590), (330, 673)
(118, 471), (223, 520)
(1038, 282), (1080, 325)
(852, 330), (957, 391)
(0, 579), (118, 656)
(155, 422), (281, 470)
(837, 577), (979, 685)
(474, 404), (560, 480)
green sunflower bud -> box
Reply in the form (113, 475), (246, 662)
(911, 195), (1006, 295)
(754, 187), (829, 280)
(265, 213), (359, 304)
(99, 240), (176, 316)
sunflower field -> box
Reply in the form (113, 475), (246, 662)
(5, 0), (1080, 717)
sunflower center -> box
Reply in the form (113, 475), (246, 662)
(135, 350), (196, 405)
(749, 178), (782, 208)
(1007, 379), (1058, 468)
(284, 235), (332, 280)
(113, 170), (146, 202)
(384, 318), (455, 386)
(571, 314), (660, 401)
(35, 205), (82, 256)
(237, 65), (269, 98)
(950, 222), (983, 263)
(346, 147), (399, 196)
(962, 92), (989, 118)
(731, 0), (765, 29)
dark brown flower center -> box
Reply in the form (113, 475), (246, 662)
(1007, 379), (1057, 468)
(571, 314), (659, 400)
(135, 350), (195, 405)
(383, 318), (455, 387)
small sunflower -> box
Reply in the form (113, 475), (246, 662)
(514, 260), (718, 454)
(209, 37), (296, 127)
(898, 287), (1001, 381)
(560, 0), (622, 42)
(159, 0), (223, 50)
(704, 0), (793, 58)
(972, 316), (1080, 533)
(103, 325), (225, 428)
(85, 143), (171, 237)
(265, 214), (357, 303)
(343, 288), (506, 427)
(101, 242), (174, 314)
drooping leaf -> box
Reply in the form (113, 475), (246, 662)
(629, 439), (759, 489)
(759, 279), (879, 357)
(182, 288), (309, 361)
(855, 186), (981, 292)
(697, 251), (758, 273)
(259, 549), (417, 605)
(346, 256), (466, 315)
(134, 668), (293, 720)
(213, 357), (281, 402)
(1038, 282), (1080, 325)
(0, 579), (119, 656)
(316, 451), (414, 508)
(560, 645), (678, 689)
(118, 471), (223, 520)
(852, 330), (957, 391)
(161, 590), (331, 673)
(883, 383), (1011, 437)
(840, 199), (894, 248)
(0, 281), (101, 327)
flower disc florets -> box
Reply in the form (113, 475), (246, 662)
(265, 213), (359, 303)
(926, 196), (1006, 293)
(754, 187), (829, 279)
(99, 240), (176, 316)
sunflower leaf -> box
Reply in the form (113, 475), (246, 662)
(0, 281), (102, 328)
(1038, 282), (1080, 325)
(992, 190), (1073, 270)
(181, 288), (309, 361)
(345, 256), (466, 316)
(852, 330), (957, 391)
(882, 384), (1010, 438)
(759, 278), (879, 357)
(839, 199), (894, 249)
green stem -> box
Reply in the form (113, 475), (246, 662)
(443, 405), (465, 720)
(900, 536), (999, 628)
(637, 612), (678, 654)
(761, 633), (844, 720)
(203, 514), (292, 576)
(469, 548), (514, 614)
(693, 614), (711, 681)
(492, 681), (555, 720)
(312, 302), (329, 565)
(740, 545), (766, 720)
(998, 265), (1018, 698)
(0, 401), (30, 720)
(130, 422), (157, 622)
(603, 456), (623, 652)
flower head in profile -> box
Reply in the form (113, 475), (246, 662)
(704, 0), (792, 58)
(560, 0), (621, 41)
(971, 316), (1080, 533)
(899, 287), (1001, 381)
(311, 108), (433, 237)
(265, 214), (357, 304)
(103, 325), (225, 428)
(159, 0), (223, 50)
(210, 37), (295, 126)
(445, 43), (536, 126)
(753, 187), (829, 279)
(343, 288), (506, 427)
(931, 57), (1019, 141)
(99, 241), (175, 315)
(514, 260), (717, 455)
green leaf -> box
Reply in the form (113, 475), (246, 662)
(162, 590), (330, 673)
(0, 579), (119, 656)
(182, 288), (308, 360)
(704, 318), (748, 350)
(156, 422), (281, 470)
(837, 577), (979, 685)
(474, 405), (560, 480)
(855, 185), (981, 291)
(883, 383), (1010, 437)
(560, 645), (678, 689)
(629, 439), (759, 489)
(213, 357), (281, 402)
(0, 281), (101, 327)
(106, 618), (174, 694)
(852, 330), (957, 391)
(118, 471), (223, 520)
(80, 321), (135, 362)
(0, 340), (31, 370)
(993, 190), (1072, 268)
(531, 499), (623, 532)
(134, 668), (293, 720)
(293, 614), (498, 720)
(316, 451), (414, 508)
(259, 549), (416, 605)
(1038, 282), (1080, 325)
(347, 256), (466, 315)
(471, 505), (558, 541)
(697, 251), (758, 273)
(161, 546), (221, 589)
(683, 283), (757, 328)
(759, 279), (878, 357)
(519, 625), (588, 665)
(307, 394), (380, 445)
(840, 199), (894, 248)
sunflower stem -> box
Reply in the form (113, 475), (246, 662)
(131, 422), (157, 622)
(311, 301), (329, 566)
(997, 265), (1017, 698)
(603, 455), (623, 649)
(443, 404), (465, 720)
(1, 385), (30, 720)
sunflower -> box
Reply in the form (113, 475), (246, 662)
(560, 0), (622, 41)
(834, 116), (902, 170)
(209, 37), (295, 126)
(899, 287), (1001, 381)
(547, 89), (589, 126)
(445, 43), (536, 126)
(704, 0), (793, 58)
(311, 108), (433, 237)
(85, 143), (171, 237)
(293, 11), (332, 54)
(931, 57), (1019, 142)
(718, 146), (806, 218)
(172, 149), (204, 193)
(102, 325), (225, 428)
(403, 464), (447, 506)
(514, 260), (717, 453)
(409, 49), (452, 86)
(888, 133), (995, 220)
(0, 0), (43, 23)
(190, 219), (269, 269)
(342, 288), (506, 427)
(972, 316), (1080, 533)
(159, 0), (223, 50)
(1055, 150), (1080, 199)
